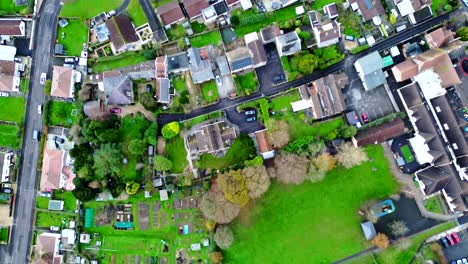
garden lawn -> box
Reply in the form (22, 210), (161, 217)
(431, 0), (448, 15)
(0, 0), (31, 15)
(56, 19), (88, 57)
(190, 30), (222, 47)
(167, 24), (187, 41)
(200, 81), (219, 104)
(0, 97), (25, 123)
(312, 0), (343, 9)
(127, 0), (147, 27)
(53, 190), (77, 211)
(374, 222), (456, 264)
(92, 51), (147, 73)
(191, 21), (207, 34)
(276, 111), (345, 140)
(271, 90), (301, 112)
(0, 125), (19, 148)
(424, 196), (443, 214)
(198, 135), (256, 169)
(36, 211), (75, 228)
(339, 10), (362, 38)
(224, 145), (400, 263)
(152, 0), (173, 8)
(60, 0), (122, 19)
(165, 136), (188, 174)
(48, 101), (79, 128)
(401, 145), (414, 163)
(0, 227), (8, 243)
(234, 72), (258, 96)
(36, 197), (50, 209)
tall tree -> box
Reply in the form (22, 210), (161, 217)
(336, 143), (368, 168)
(297, 54), (319, 75)
(214, 225), (234, 249)
(93, 143), (122, 179)
(144, 122), (158, 146)
(127, 139), (146, 156)
(269, 153), (309, 185)
(200, 188), (240, 224)
(217, 170), (249, 207)
(266, 119), (290, 149)
(242, 165), (270, 199)
(372, 233), (390, 249)
(210, 252), (223, 264)
(154, 155), (173, 171)
(313, 153), (336, 172)
(140, 92), (158, 111)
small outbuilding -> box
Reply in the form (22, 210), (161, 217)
(48, 200), (64, 211)
(360, 221), (376, 240)
(159, 190), (169, 201)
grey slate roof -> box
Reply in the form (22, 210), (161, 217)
(167, 53), (190, 72)
(361, 221), (376, 240)
(216, 55), (230, 76)
(188, 47), (214, 84)
(95, 23), (110, 42)
(214, 0), (228, 15)
(103, 74), (134, 105)
(156, 78), (170, 103)
(362, 70), (386, 90)
(356, 51), (384, 75)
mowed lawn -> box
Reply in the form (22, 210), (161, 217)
(165, 136), (188, 174)
(0, 97), (25, 123)
(56, 19), (89, 57)
(60, 0), (122, 19)
(224, 145), (400, 263)
(0, 125), (20, 148)
(190, 30), (222, 48)
(48, 101), (79, 128)
(127, 0), (147, 27)
(92, 51), (147, 73)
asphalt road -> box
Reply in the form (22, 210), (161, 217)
(0, 0), (61, 263)
(139, 0), (163, 34)
(157, 11), (452, 127)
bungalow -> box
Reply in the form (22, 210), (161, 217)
(35, 233), (62, 264)
(309, 11), (341, 48)
(348, 0), (386, 25)
(254, 129), (275, 159)
(51, 66), (81, 99)
(353, 118), (406, 146)
(260, 24), (281, 44)
(187, 46), (215, 84)
(0, 20), (25, 36)
(182, 0), (209, 20)
(244, 32), (267, 68)
(105, 15), (140, 54)
(0, 60), (19, 92)
(354, 51), (386, 90)
(226, 46), (253, 74)
(99, 71), (134, 105)
(157, 0), (185, 26)
(186, 120), (237, 158)
(275, 31), (301, 57)
(308, 73), (348, 119)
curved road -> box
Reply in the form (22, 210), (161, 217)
(157, 11), (453, 126)
(0, 0), (61, 263)
(115, 0), (130, 15)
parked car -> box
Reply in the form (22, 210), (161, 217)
(244, 109), (256, 116)
(215, 75), (222, 86)
(0, 92), (9, 97)
(50, 226), (60, 231)
(53, 136), (65, 144)
(110, 108), (122, 114)
(441, 236), (449, 248)
(462, 258), (468, 264)
(14, 57), (21, 63)
(40, 72), (47, 85)
(452, 232), (460, 243)
(273, 74), (285, 83)
(446, 234), (455, 246)
(37, 104), (42, 115)
(2, 188), (12, 194)
(40, 192), (51, 198)
(32, 130), (40, 142)
(361, 112), (369, 123)
(246, 116), (256, 122)
(146, 84), (152, 93)
(64, 57), (76, 63)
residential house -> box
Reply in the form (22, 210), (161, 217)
(391, 48), (460, 88)
(394, 0), (431, 18)
(61, 229), (76, 248)
(94, 22), (111, 43)
(254, 129), (275, 159)
(408, 6), (432, 24)
(155, 56), (167, 78)
(354, 51), (386, 90)
(275, 31), (301, 57)
(186, 120), (237, 158)
(40, 149), (67, 192)
(202, 1), (228, 24)
(187, 46), (215, 84)
(99, 71), (134, 105)
(155, 78), (172, 104)
(226, 46), (253, 74)
(397, 76), (468, 212)
(182, 0), (209, 20)
(244, 32), (267, 68)
(216, 55), (230, 76)
(348, 0), (385, 25)
(260, 24), (281, 44)
(51, 66), (80, 99)
(0, 60), (19, 92)
(309, 11), (341, 48)
(0, 20), (25, 36)
(0, 45), (17, 61)
(35, 233), (62, 264)
(105, 15), (140, 54)
(425, 27), (454, 49)
(157, 0), (185, 26)
(323, 3), (339, 19)
(353, 118), (406, 146)
(308, 73), (348, 119)
(167, 52), (190, 74)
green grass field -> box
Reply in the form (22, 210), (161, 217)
(200, 81), (219, 104)
(271, 90), (301, 112)
(36, 211), (76, 228)
(0, 97), (25, 123)
(197, 135), (256, 169)
(235, 72), (258, 96)
(92, 51), (147, 73)
(56, 19), (88, 57)
(60, 0), (122, 19)
(0, 125), (19, 148)
(165, 136), (188, 174)
(190, 30), (222, 48)
(224, 145), (400, 263)
(53, 190), (77, 211)
(424, 195), (443, 214)
(36, 197), (50, 209)
(401, 145), (414, 163)
(48, 101), (79, 128)
(278, 112), (345, 140)
(127, 0), (147, 27)
(0, 0), (31, 15)
(0, 227), (8, 243)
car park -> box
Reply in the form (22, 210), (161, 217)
(110, 108), (122, 114)
(447, 235), (455, 246)
(246, 116), (256, 122)
(441, 236), (450, 248)
(244, 109), (256, 116)
(40, 72), (47, 85)
(0, 92), (9, 97)
(452, 232), (460, 243)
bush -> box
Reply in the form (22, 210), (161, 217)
(231, 15), (240, 26)
(125, 181), (140, 195)
(44, 80), (52, 95)
(350, 44), (370, 54)
(443, 4), (452, 11)
(161, 122), (180, 139)
(456, 27), (468, 41)
(140, 92), (158, 111)
(298, 31), (311, 40)
(143, 48), (157, 60)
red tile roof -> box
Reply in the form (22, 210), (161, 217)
(157, 0), (185, 25)
(182, 0), (209, 19)
(0, 20), (23, 35)
(391, 59), (419, 82)
(426, 27), (455, 49)
(254, 130), (273, 153)
(0, 60), (15, 92)
(354, 118), (406, 146)
(40, 149), (65, 191)
(51, 66), (74, 98)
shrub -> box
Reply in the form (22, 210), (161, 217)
(161, 122), (180, 139)
(231, 15), (240, 26)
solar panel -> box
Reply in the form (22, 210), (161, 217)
(232, 57), (252, 70)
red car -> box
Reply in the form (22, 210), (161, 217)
(452, 232), (460, 243)
(446, 234), (455, 246)
(110, 108), (122, 114)
(361, 112), (369, 123)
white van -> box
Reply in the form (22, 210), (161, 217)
(38, 104), (42, 115)
(33, 130), (40, 142)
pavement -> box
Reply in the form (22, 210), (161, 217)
(255, 43), (286, 90)
(0, 0), (61, 263)
(158, 11), (454, 127)
(139, 0), (168, 42)
(225, 108), (263, 134)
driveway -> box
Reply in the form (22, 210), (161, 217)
(443, 229), (468, 262)
(225, 107), (263, 134)
(218, 75), (235, 98)
(255, 43), (285, 91)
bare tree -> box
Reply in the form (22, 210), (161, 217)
(313, 153), (336, 172)
(217, 170), (249, 207)
(70, 124), (82, 144)
(200, 187), (240, 224)
(389, 220), (409, 237)
(372, 233), (390, 249)
(210, 252), (224, 264)
(269, 153), (309, 185)
(306, 161), (325, 183)
(214, 225), (234, 249)
(266, 120), (290, 149)
(395, 238), (412, 250)
(336, 143), (369, 169)
(78, 83), (94, 101)
(242, 165), (270, 199)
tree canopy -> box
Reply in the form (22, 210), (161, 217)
(214, 225), (234, 249)
(144, 122), (158, 146)
(154, 155), (173, 171)
(161, 122), (180, 139)
(336, 143), (368, 168)
(127, 139), (146, 156)
(217, 170), (249, 207)
(200, 188), (240, 224)
(242, 165), (270, 199)
(93, 143), (123, 179)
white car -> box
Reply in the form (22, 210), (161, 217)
(40, 72), (47, 85)
(50, 226), (60, 232)
(0, 92), (9, 97)
(215, 75), (222, 86)
(37, 104), (42, 115)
